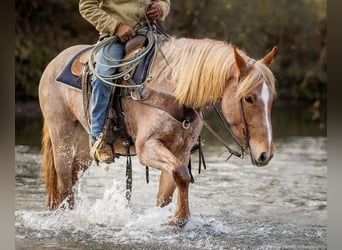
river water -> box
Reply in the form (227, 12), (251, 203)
(15, 105), (327, 249)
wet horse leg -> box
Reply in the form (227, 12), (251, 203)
(157, 170), (176, 207)
(136, 138), (191, 226)
(71, 124), (92, 189)
(49, 122), (79, 209)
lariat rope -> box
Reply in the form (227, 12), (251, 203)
(87, 29), (156, 88)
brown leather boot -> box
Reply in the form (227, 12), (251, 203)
(90, 133), (115, 164)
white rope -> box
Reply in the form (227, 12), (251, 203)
(87, 29), (155, 88)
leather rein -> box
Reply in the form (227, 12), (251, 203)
(194, 76), (250, 160)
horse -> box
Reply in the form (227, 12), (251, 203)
(38, 35), (276, 227)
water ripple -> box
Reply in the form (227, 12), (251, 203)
(15, 137), (327, 249)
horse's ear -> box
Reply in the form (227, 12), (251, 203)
(233, 46), (248, 76)
(260, 46), (277, 66)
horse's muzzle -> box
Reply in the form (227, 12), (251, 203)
(251, 150), (274, 167)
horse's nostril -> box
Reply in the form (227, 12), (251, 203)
(259, 152), (267, 162)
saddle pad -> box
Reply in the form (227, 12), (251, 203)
(56, 46), (93, 90)
(56, 43), (154, 90)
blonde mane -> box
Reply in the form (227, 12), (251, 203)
(151, 37), (276, 108)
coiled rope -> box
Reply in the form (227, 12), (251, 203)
(87, 28), (156, 88)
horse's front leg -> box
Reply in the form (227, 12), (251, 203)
(136, 138), (191, 227)
(157, 170), (176, 207)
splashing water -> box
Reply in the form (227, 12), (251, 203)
(15, 137), (327, 249)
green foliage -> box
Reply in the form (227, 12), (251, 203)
(165, 0), (327, 102)
(15, 0), (326, 102)
(15, 0), (97, 99)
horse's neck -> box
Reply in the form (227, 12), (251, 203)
(147, 64), (174, 96)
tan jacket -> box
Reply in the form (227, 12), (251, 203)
(79, 0), (171, 35)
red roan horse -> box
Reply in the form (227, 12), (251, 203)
(39, 35), (276, 227)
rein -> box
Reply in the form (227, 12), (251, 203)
(212, 101), (250, 157)
(193, 109), (242, 159)
(194, 76), (251, 160)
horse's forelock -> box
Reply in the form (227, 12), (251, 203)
(236, 61), (276, 100)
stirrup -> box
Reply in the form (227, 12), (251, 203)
(90, 133), (114, 164)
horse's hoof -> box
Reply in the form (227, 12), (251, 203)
(168, 216), (190, 227)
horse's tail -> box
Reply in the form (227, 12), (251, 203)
(41, 120), (59, 210)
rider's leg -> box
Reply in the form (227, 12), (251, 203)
(90, 40), (125, 163)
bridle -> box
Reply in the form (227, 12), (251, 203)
(213, 99), (250, 157)
(227, 74), (251, 155)
(196, 76), (251, 160)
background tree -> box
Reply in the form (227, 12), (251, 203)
(15, 0), (326, 104)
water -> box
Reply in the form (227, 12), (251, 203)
(15, 105), (327, 249)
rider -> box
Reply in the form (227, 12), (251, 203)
(79, 0), (171, 163)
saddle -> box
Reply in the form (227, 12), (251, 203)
(70, 35), (148, 77)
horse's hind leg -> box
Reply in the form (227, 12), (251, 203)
(48, 121), (90, 209)
(49, 131), (76, 208)
(70, 123), (92, 198)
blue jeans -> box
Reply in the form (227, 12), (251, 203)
(91, 40), (125, 137)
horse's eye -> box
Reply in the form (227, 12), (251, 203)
(244, 96), (254, 104)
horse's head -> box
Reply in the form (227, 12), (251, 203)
(221, 46), (277, 167)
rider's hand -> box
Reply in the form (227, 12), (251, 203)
(115, 23), (136, 43)
(146, 2), (163, 20)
